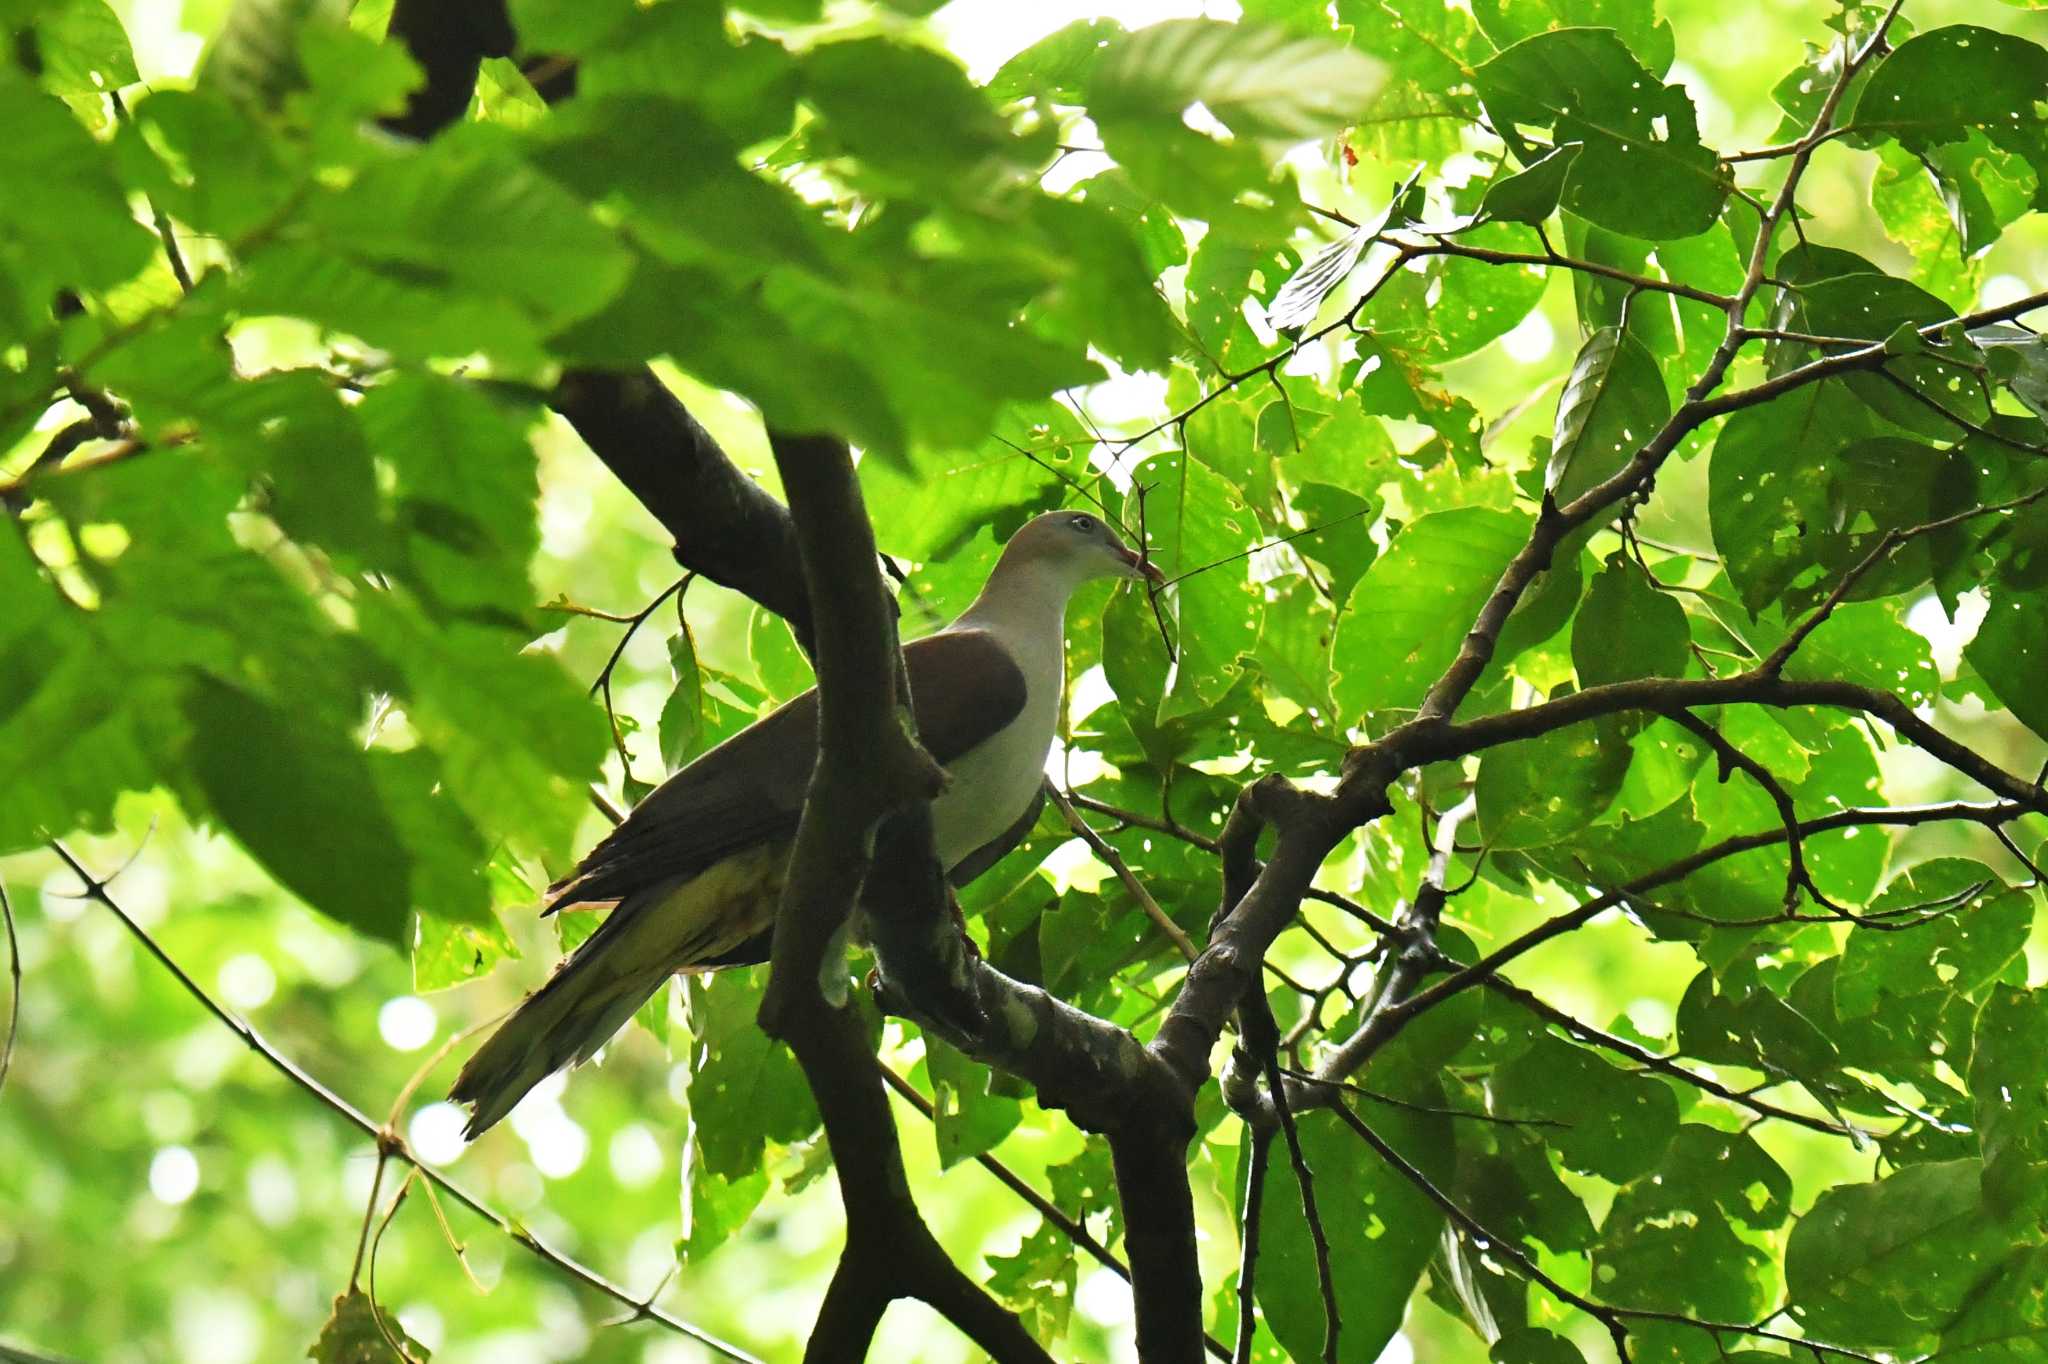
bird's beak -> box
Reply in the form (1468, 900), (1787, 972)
(1119, 545), (1165, 585)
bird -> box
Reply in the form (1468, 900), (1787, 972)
(451, 509), (1162, 1137)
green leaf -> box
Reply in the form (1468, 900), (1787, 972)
(1969, 987), (2048, 1225)
(0, 75), (156, 299)
(1476, 711), (1630, 850)
(373, 749), (494, 932)
(358, 375), (541, 620)
(1707, 380), (1879, 616)
(1087, 19), (1381, 235)
(1472, 28), (1727, 239)
(1123, 451), (1265, 720)
(658, 630), (705, 770)
(1479, 142), (1583, 224)
(1333, 506), (1528, 718)
(302, 130), (631, 342)
(862, 402), (1085, 562)
(1251, 1106), (1449, 1364)
(185, 679), (412, 945)
(801, 38), (1029, 190)
(357, 597), (607, 864)
(1595, 1126), (1790, 1321)
(987, 1219), (1078, 1341)
(29, 0), (138, 98)
(685, 969), (820, 1181)
(1290, 482), (1378, 605)
(1971, 324), (2048, 421)
(1574, 557), (1690, 688)
(1938, 1243), (2048, 1363)
(1472, 0), (1674, 73)
(199, 0), (346, 110)
(926, 1036), (1021, 1170)
(1492, 1329), (1586, 1364)
(1857, 26), (2048, 190)
(1492, 1036), (1678, 1181)
(1786, 1159), (2016, 1350)
(987, 17), (1126, 105)
(1090, 18), (1386, 144)
(1965, 589), (2048, 741)
(307, 1288), (430, 1362)
(1547, 325), (1669, 510)
(1835, 860), (2028, 1019)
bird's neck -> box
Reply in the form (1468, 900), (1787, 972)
(954, 553), (1082, 644)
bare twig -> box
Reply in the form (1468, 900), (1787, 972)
(1048, 784), (1198, 961)
(1231, 1125), (1273, 1364)
(0, 878), (17, 1102)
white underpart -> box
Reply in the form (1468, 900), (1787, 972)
(930, 556), (1088, 867)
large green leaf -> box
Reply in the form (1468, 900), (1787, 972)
(1546, 326), (1669, 509)
(1573, 557), (1690, 689)
(185, 679), (411, 945)
(1707, 380), (1879, 616)
(1786, 1160), (2017, 1349)
(1594, 1126), (1790, 1321)
(0, 75), (155, 301)
(685, 969), (821, 1181)
(1332, 506), (1528, 718)
(1123, 451), (1265, 720)
(1969, 987), (2048, 1225)
(357, 597), (607, 863)
(1472, 29), (1727, 239)
(1857, 26), (2048, 193)
(1475, 710), (1630, 849)
(1250, 1105), (1449, 1364)
(1492, 1036), (1678, 1181)
(1966, 588), (2048, 741)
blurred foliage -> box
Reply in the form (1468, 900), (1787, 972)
(3, 0), (2048, 1362)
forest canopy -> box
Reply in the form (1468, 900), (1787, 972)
(5, 0), (2048, 1362)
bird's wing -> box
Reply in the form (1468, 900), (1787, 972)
(546, 628), (1027, 912)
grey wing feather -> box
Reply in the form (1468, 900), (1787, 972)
(545, 692), (817, 911)
(546, 628), (1027, 913)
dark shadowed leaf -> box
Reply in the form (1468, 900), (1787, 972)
(307, 1288), (430, 1362)
(1574, 557), (1690, 688)
(1786, 1160), (2016, 1349)
(1479, 143), (1582, 224)
(1251, 1105), (1449, 1364)
(186, 679), (411, 945)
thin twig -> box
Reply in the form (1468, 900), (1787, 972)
(46, 841), (762, 1364)
(1231, 1124), (1273, 1364)
(1048, 784), (1198, 961)
(0, 878), (20, 1101)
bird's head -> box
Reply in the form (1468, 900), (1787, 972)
(1005, 510), (1164, 587)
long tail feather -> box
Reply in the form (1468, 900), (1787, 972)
(451, 846), (787, 1139)
(448, 930), (664, 1140)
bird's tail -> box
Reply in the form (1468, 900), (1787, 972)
(451, 845), (788, 1139)
(450, 901), (672, 1140)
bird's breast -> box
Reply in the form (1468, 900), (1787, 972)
(929, 655), (1062, 870)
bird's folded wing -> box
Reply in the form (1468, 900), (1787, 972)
(546, 628), (1027, 911)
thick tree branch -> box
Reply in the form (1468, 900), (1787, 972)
(552, 371), (813, 644)
(758, 435), (1040, 1364)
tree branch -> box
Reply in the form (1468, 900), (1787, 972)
(756, 435), (1039, 1364)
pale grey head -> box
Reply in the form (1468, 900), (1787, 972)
(997, 509), (1163, 587)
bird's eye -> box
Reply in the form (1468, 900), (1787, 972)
(1070, 514), (1096, 532)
